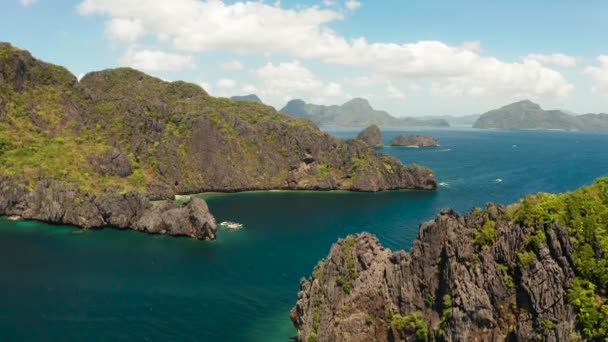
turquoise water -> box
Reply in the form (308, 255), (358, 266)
(1, 129), (608, 341)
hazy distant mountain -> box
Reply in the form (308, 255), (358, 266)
(473, 100), (608, 130)
(421, 114), (481, 127)
(280, 98), (449, 127)
(231, 94), (262, 103)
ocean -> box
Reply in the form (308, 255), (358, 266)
(1, 129), (607, 341)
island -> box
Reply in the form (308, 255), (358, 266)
(291, 177), (608, 341)
(230, 94), (262, 103)
(0, 42), (437, 239)
(280, 98), (449, 128)
(473, 99), (608, 130)
(356, 125), (383, 147)
(390, 135), (439, 147)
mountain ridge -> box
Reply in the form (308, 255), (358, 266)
(281, 98), (450, 128)
(474, 100), (608, 130)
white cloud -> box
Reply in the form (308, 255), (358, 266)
(219, 60), (244, 71)
(198, 82), (212, 92)
(525, 53), (578, 67)
(254, 61), (323, 95)
(79, 0), (573, 100)
(106, 18), (144, 43)
(217, 78), (237, 89)
(431, 58), (573, 99)
(325, 82), (345, 97)
(345, 0), (361, 10)
(585, 55), (608, 95)
(19, 0), (37, 6)
(253, 60), (348, 106)
(119, 49), (194, 72)
(242, 84), (258, 93)
(387, 83), (405, 99)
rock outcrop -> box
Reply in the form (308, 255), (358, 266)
(357, 125), (383, 147)
(0, 177), (216, 239)
(291, 184), (608, 342)
(390, 135), (439, 147)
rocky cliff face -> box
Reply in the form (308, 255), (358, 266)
(292, 178), (608, 341)
(0, 177), (216, 239)
(357, 125), (383, 147)
(390, 135), (439, 147)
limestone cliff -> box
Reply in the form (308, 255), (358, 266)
(292, 178), (608, 341)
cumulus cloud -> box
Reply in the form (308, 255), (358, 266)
(78, 0), (573, 99)
(525, 53), (578, 67)
(217, 78), (237, 89)
(220, 60), (244, 71)
(119, 49), (194, 72)
(254, 61), (323, 95)
(345, 0), (361, 10)
(106, 18), (144, 43)
(387, 83), (405, 99)
(19, 0), (37, 6)
(253, 60), (348, 105)
(585, 55), (608, 95)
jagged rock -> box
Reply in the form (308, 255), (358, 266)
(390, 135), (439, 147)
(357, 125), (383, 147)
(92, 148), (133, 177)
(292, 205), (578, 341)
(0, 177), (216, 240)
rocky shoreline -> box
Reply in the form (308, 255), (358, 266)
(291, 198), (601, 342)
(0, 177), (216, 240)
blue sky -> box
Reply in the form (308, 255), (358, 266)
(3, 0), (608, 116)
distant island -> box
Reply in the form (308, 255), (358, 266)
(280, 98), (450, 128)
(474, 100), (608, 130)
(230, 94), (262, 103)
(390, 135), (439, 147)
(422, 114), (481, 127)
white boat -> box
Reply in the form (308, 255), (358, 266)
(495, 178), (503, 183)
(220, 221), (244, 230)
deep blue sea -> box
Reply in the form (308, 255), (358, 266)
(1, 129), (608, 341)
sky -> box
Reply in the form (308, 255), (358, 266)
(2, 0), (608, 116)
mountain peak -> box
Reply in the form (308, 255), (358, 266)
(230, 94), (262, 103)
(343, 97), (371, 108)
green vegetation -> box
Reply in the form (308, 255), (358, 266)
(391, 312), (429, 341)
(334, 235), (360, 295)
(497, 264), (515, 288)
(309, 297), (322, 342)
(517, 251), (537, 267)
(475, 215), (497, 246)
(1, 43), (400, 196)
(438, 294), (453, 336)
(508, 178), (608, 339)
